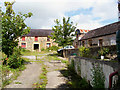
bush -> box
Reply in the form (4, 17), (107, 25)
(41, 48), (45, 51)
(7, 47), (24, 68)
(45, 46), (59, 51)
(91, 63), (105, 88)
(49, 46), (59, 51)
(19, 46), (30, 52)
(79, 46), (90, 57)
(98, 47), (109, 56)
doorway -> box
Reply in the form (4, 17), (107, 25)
(34, 44), (39, 51)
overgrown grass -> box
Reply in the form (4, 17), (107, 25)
(2, 64), (26, 88)
(1, 56), (29, 88)
(59, 64), (92, 89)
(21, 51), (40, 56)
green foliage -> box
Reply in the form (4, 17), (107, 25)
(2, 1), (33, 57)
(41, 48), (45, 51)
(47, 46), (59, 51)
(98, 47), (109, 56)
(20, 47), (30, 52)
(63, 62), (92, 88)
(79, 46), (90, 57)
(7, 47), (24, 68)
(33, 64), (48, 88)
(50, 17), (76, 47)
(91, 63), (105, 88)
(2, 64), (26, 88)
(0, 7), (2, 52)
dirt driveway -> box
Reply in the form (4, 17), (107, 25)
(5, 53), (68, 88)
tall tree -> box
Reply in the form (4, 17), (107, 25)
(51, 17), (76, 47)
(0, 7), (2, 52)
(2, 1), (33, 57)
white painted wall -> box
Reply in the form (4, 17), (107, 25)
(69, 56), (119, 88)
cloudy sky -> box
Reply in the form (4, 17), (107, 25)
(0, 0), (118, 30)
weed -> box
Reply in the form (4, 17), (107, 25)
(91, 63), (105, 88)
(15, 82), (22, 84)
(33, 63), (48, 89)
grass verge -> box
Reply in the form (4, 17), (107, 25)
(33, 61), (48, 89)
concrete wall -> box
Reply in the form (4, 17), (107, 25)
(69, 56), (120, 88)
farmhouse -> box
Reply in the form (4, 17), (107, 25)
(18, 29), (58, 52)
(79, 21), (120, 47)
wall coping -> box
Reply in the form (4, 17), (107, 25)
(71, 56), (120, 70)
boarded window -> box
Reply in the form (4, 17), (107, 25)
(21, 43), (26, 48)
(35, 36), (38, 41)
(22, 36), (25, 41)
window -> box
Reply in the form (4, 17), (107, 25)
(21, 43), (26, 48)
(46, 43), (51, 48)
(82, 41), (85, 46)
(88, 40), (92, 47)
(47, 37), (50, 41)
(35, 36), (38, 41)
(22, 36), (25, 41)
(99, 39), (103, 46)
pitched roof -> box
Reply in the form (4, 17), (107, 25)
(81, 21), (120, 40)
(23, 29), (54, 37)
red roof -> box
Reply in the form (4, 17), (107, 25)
(79, 29), (90, 33)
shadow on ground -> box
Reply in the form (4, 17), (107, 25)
(58, 69), (92, 89)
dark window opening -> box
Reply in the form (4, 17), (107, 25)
(99, 39), (103, 46)
(34, 44), (39, 51)
(88, 40), (92, 47)
(82, 41), (85, 47)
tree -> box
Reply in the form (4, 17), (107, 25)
(0, 7), (2, 51)
(2, 1), (33, 57)
(51, 17), (76, 47)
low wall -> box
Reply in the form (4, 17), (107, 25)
(63, 49), (79, 58)
(69, 56), (120, 88)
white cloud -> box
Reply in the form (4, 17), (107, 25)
(1, 0), (118, 30)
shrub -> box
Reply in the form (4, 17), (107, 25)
(91, 63), (105, 88)
(98, 47), (109, 56)
(45, 46), (59, 51)
(41, 48), (45, 51)
(79, 46), (90, 57)
(49, 46), (59, 51)
(7, 47), (24, 68)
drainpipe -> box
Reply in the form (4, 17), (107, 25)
(109, 71), (118, 88)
